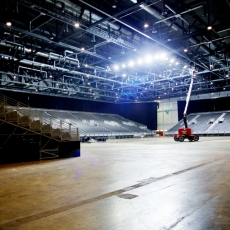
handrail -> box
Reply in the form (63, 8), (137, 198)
(0, 93), (79, 141)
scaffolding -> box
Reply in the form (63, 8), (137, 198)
(0, 93), (80, 162)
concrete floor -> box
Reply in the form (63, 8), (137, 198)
(0, 136), (230, 230)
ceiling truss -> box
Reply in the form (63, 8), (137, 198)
(0, 0), (229, 103)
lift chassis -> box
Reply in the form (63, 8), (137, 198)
(174, 66), (199, 142)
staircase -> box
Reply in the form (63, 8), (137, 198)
(0, 93), (80, 161)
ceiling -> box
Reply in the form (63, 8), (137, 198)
(0, 0), (230, 103)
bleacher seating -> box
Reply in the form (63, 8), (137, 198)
(26, 109), (153, 138)
(69, 111), (152, 136)
(0, 93), (154, 140)
(110, 114), (150, 132)
(88, 113), (131, 133)
(166, 111), (230, 135)
(47, 110), (108, 134)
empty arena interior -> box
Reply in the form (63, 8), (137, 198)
(1, 0), (230, 229)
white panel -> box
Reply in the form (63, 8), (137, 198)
(157, 111), (164, 123)
(157, 101), (178, 130)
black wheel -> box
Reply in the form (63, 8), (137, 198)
(194, 135), (199, 141)
(178, 136), (184, 142)
(174, 136), (179, 141)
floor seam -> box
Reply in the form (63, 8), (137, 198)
(0, 158), (222, 229)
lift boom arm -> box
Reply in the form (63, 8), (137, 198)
(183, 68), (195, 128)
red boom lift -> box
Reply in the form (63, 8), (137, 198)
(174, 66), (199, 142)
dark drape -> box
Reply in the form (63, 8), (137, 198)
(178, 97), (230, 120)
(1, 91), (158, 130)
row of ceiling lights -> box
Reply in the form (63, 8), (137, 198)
(6, 20), (81, 27)
(112, 53), (188, 71)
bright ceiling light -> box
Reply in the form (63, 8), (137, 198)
(128, 61), (134, 67)
(138, 59), (143, 64)
(122, 73), (126, 77)
(170, 59), (175, 63)
(184, 48), (188, 52)
(122, 64), (126, 68)
(74, 22), (80, 28)
(144, 23), (149, 28)
(114, 65), (119, 70)
(145, 55), (153, 63)
(6, 21), (12, 26)
(159, 53), (166, 59)
(207, 25), (212, 30)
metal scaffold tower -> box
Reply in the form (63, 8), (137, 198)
(0, 93), (80, 164)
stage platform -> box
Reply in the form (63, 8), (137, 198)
(0, 137), (230, 229)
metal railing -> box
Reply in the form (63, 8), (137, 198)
(0, 93), (79, 141)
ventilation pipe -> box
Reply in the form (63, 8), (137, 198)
(45, 0), (133, 38)
(45, 0), (223, 68)
(129, 0), (225, 67)
(0, 52), (127, 85)
(139, 3), (179, 31)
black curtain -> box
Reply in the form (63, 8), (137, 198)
(178, 97), (230, 120)
(0, 91), (158, 130)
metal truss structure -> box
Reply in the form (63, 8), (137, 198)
(0, 0), (230, 103)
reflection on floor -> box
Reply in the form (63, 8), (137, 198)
(0, 137), (230, 230)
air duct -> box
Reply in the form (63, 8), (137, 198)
(139, 3), (179, 31)
(129, 0), (225, 68)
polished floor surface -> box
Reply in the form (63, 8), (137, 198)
(0, 136), (230, 230)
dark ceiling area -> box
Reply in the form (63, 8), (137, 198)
(0, 0), (230, 103)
